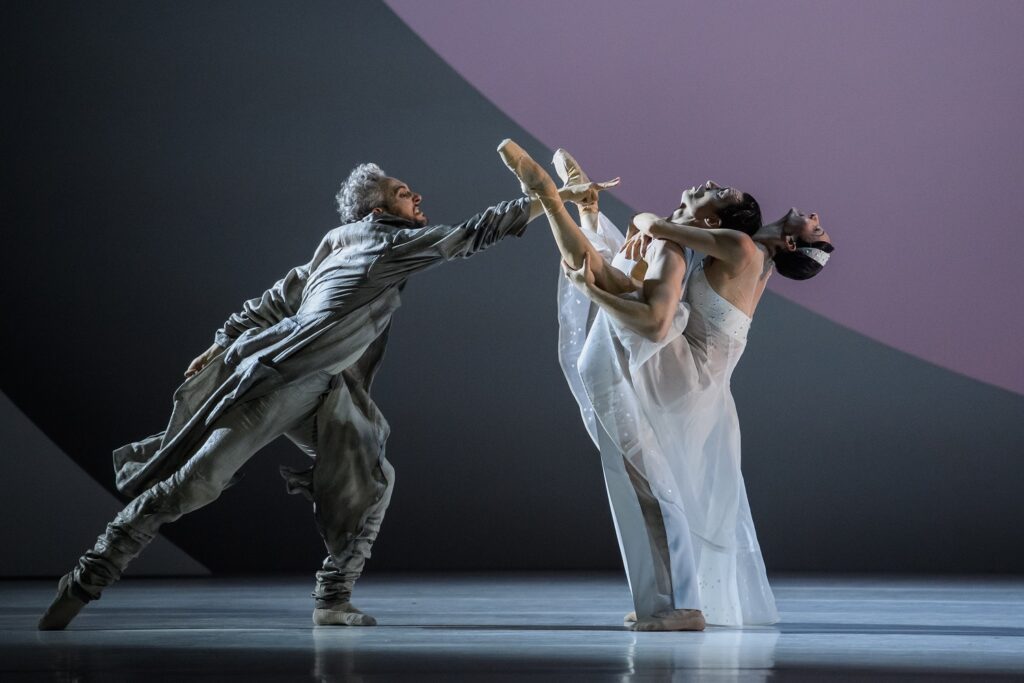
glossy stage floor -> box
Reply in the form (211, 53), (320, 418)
(2, 574), (1022, 681)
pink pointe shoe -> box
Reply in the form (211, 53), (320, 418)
(497, 139), (561, 209)
(552, 148), (592, 187)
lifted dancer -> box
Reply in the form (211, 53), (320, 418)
(39, 158), (615, 630)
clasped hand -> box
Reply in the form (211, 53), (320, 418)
(562, 253), (595, 291)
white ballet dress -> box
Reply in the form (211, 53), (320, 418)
(557, 213), (778, 626)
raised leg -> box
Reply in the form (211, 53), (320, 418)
(498, 139), (633, 294)
(553, 148), (601, 233)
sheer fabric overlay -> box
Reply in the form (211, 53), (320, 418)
(557, 214), (778, 626)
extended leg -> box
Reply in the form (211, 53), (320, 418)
(39, 373), (330, 630)
(498, 139), (633, 294)
(553, 148), (602, 233)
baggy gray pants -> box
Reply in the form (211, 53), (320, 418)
(72, 370), (394, 608)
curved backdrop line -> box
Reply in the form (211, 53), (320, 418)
(386, 0), (1024, 397)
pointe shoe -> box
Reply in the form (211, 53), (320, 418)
(552, 148), (591, 187)
(497, 139), (560, 207)
(38, 573), (88, 631)
(632, 608), (706, 632)
(312, 602), (377, 626)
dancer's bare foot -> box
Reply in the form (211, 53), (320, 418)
(624, 610), (637, 624)
(632, 608), (706, 632)
(312, 602), (377, 626)
(497, 139), (562, 211)
(38, 573), (88, 631)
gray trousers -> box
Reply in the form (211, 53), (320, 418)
(72, 371), (394, 608)
(598, 424), (701, 618)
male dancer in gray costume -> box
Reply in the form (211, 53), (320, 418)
(39, 158), (615, 630)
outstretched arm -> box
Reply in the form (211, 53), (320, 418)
(632, 213), (758, 269)
(565, 239), (686, 342)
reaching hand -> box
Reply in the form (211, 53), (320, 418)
(562, 253), (596, 291)
(185, 343), (224, 379)
(558, 178), (621, 212)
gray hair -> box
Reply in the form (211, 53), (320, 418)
(335, 162), (389, 223)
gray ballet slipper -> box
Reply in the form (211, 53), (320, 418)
(312, 602), (377, 626)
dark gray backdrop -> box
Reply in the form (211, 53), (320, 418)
(3, 1), (1022, 576)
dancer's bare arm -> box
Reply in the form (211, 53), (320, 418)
(631, 212), (758, 271)
(564, 240), (685, 342)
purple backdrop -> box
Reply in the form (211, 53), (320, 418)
(386, 0), (1024, 395)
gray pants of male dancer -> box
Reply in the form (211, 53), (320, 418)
(71, 370), (393, 608)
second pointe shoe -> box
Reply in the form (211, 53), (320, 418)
(552, 148), (591, 187)
(632, 608), (706, 632)
(496, 139), (559, 204)
(312, 602), (377, 626)
(38, 573), (88, 631)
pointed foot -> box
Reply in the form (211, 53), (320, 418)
(497, 139), (559, 202)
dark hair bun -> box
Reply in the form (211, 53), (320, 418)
(773, 240), (834, 281)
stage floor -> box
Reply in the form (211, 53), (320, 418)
(2, 574), (1022, 681)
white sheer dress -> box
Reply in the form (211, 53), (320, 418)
(557, 214), (778, 626)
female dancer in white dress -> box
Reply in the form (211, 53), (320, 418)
(496, 140), (833, 631)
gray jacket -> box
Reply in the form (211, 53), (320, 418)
(112, 198), (530, 555)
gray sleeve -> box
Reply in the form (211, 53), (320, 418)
(369, 197), (531, 284)
(214, 261), (312, 348)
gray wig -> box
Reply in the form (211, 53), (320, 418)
(335, 163), (389, 223)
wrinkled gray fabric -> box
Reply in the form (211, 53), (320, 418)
(75, 198), (530, 603)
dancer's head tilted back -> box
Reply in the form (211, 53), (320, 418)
(757, 208), (834, 280)
(669, 181), (762, 236)
(336, 163), (428, 226)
